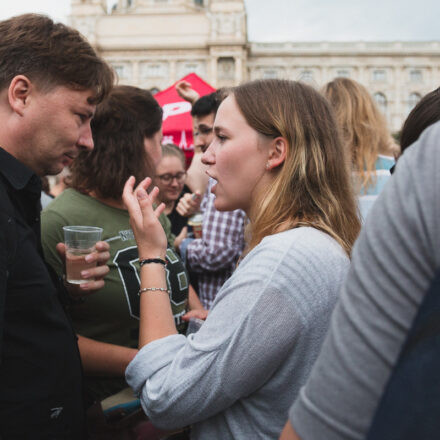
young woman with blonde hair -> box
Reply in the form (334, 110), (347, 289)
(123, 79), (360, 439)
(323, 77), (396, 220)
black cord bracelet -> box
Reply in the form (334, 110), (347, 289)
(139, 258), (167, 267)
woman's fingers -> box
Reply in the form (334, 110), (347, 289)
(154, 202), (166, 218)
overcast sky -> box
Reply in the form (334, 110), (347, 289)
(0, 0), (439, 41)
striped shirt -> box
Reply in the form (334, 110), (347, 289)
(185, 178), (246, 309)
(357, 154), (395, 221)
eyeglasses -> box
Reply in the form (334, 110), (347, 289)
(156, 171), (187, 184)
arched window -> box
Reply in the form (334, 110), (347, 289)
(408, 92), (422, 113)
(374, 92), (387, 115)
(150, 87), (160, 95)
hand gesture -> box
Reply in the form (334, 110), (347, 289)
(122, 176), (168, 259)
(57, 241), (110, 297)
(176, 191), (202, 217)
(175, 81), (200, 105)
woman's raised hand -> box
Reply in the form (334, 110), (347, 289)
(122, 176), (168, 258)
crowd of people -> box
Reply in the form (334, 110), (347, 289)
(0, 12), (439, 440)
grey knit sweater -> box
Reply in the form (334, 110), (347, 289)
(126, 227), (349, 439)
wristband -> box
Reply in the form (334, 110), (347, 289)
(139, 257), (167, 267)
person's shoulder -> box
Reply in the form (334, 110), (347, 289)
(246, 227), (348, 274)
(264, 227), (345, 253)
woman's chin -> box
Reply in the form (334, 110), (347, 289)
(213, 197), (233, 212)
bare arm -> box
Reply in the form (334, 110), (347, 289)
(279, 422), (302, 440)
(77, 335), (138, 376)
(175, 80), (200, 105)
(122, 176), (177, 347)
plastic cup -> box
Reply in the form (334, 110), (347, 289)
(63, 226), (103, 284)
(187, 213), (203, 239)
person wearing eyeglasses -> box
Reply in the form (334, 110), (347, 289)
(154, 144), (191, 237)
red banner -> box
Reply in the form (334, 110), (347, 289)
(154, 73), (216, 163)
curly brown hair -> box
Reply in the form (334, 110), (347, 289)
(69, 85), (163, 200)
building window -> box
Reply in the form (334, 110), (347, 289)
(410, 69), (422, 83)
(408, 92), (422, 113)
(141, 63), (167, 79)
(194, 0), (203, 5)
(299, 70), (314, 82)
(262, 69), (278, 79)
(150, 87), (160, 95)
(374, 92), (387, 115)
(336, 69), (350, 78)
(218, 57), (235, 80)
(373, 69), (387, 82)
(113, 65), (126, 79)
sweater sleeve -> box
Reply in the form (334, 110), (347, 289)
(289, 123), (440, 440)
(126, 240), (302, 430)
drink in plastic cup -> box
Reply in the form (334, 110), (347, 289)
(187, 213), (203, 239)
(63, 226), (103, 284)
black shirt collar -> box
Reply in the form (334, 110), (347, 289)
(0, 146), (41, 193)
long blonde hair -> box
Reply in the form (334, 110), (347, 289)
(232, 79), (360, 256)
(323, 77), (391, 190)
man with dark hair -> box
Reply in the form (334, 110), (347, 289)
(176, 87), (246, 309)
(0, 14), (113, 438)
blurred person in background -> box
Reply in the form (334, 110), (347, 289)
(175, 80), (209, 196)
(154, 143), (191, 238)
(399, 86), (440, 155)
(323, 77), (396, 220)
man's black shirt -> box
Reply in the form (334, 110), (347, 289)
(0, 147), (85, 439)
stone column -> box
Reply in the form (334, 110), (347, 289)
(132, 60), (139, 85)
(169, 60), (177, 83)
(392, 65), (404, 132)
(210, 56), (218, 88)
(235, 56), (243, 84)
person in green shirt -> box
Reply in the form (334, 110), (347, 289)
(41, 85), (205, 403)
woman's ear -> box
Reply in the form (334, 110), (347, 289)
(267, 137), (287, 170)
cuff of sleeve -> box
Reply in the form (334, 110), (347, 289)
(125, 334), (187, 395)
(179, 237), (194, 265)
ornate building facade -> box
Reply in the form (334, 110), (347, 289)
(70, 0), (440, 131)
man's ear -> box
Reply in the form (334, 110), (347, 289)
(8, 75), (33, 116)
(267, 136), (287, 170)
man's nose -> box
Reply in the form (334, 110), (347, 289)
(78, 123), (94, 151)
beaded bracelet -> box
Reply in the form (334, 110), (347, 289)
(138, 286), (170, 296)
(139, 257), (167, 267)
